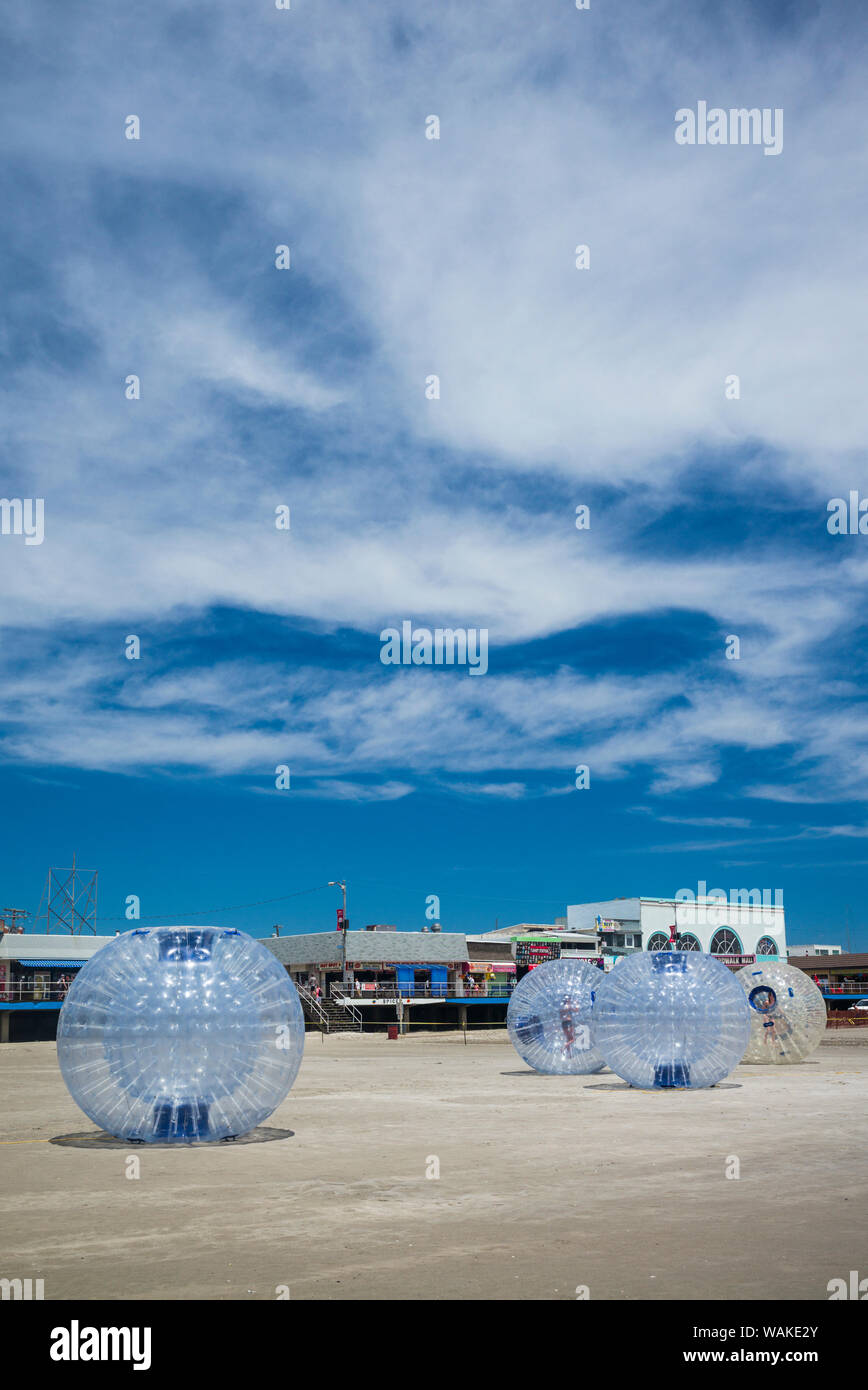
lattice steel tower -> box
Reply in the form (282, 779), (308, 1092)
(36, 854), (98, 933)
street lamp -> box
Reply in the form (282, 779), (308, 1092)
(328, 880), (348, 982)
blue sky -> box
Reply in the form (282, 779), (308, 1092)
(1, 0), (867, 947)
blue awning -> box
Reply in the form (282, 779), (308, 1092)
(15, 959), (85, 968)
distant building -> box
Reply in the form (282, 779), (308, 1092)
(262, 928), (526, 1032)
(264, 928), (470, 1001)
(567, 895), (787, 963)
(787, 943), (842, 957)
(787, 952), (868, 1009)
(476, 923), (560, 937)
(465, 924), (601, 979)
(0, 932), (109, 1042)
(466, 922), (597, 947)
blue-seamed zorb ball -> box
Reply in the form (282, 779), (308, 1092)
(737, 961), (826, 1063)
(57, 926), (305, 1142)
(594, 951), (751, 1089)
(507, 958), (606, 1074)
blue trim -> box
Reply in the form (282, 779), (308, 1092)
(1, 1002), (62, 1011)
(447, 996), (509, 1004)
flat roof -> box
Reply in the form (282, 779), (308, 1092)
(465, 928), (597, 942)
(265, 930), (468, 966)
(0, 933), (109, 962)
(568, 896), (784, 911)
(788, 954), (868, 971)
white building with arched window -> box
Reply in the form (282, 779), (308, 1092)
(566, 894), (786, 964)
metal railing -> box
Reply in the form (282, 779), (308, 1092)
(330, 981), (515, 1002)
(0, 983), (72, 1004)
(328, 988), (363, 1025)
(334, 982), (399, 1010)
(454, 983), (513, 999)
(297, 984), (362, 1031)
(296, 984), (331, 1026)
(333, 982), (449, 1001)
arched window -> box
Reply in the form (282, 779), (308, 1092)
(710, 927), (743, 955)
(646, 933), (671, 952)
(676, 933), (702, 950)
(756, 936), (778, 957)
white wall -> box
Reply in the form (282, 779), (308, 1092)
(567, 899), (640, 933)
(567, 897), (787, 956)
(667, 898), (786, 955)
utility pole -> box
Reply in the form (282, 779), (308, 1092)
(329, 880), (348, 982)
(1, 907), (29, 934)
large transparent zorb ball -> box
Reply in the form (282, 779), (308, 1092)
(507, 959), (605, 1074)
(738, 961), (826, 1063)
(57, 927), (305, 1142)
(594, 952), (750, 1089)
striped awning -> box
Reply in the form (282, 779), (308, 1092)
(16, 959), (85, 968)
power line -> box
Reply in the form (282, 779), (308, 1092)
(97, 882), (334, 924)
(87, 875), (567, 930)
(347, 876), (569, 907)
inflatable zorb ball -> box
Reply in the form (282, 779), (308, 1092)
(507, 959), (605, 1074)
(738, 962), (826, 1063)
(57, 927), (305, 1143)
(594, 952), (751, 1089)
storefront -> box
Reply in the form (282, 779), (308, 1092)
(714, 953), (758, 971)
(391, 964), (449, 997)
(462, 961), (515, 996)
(270, 930), (469, 1003)
(11, 958), (85, 1001)
(0, 935), (109, 1042)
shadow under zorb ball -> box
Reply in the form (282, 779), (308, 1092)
(738, 961), (826, 1063)
(506, 958), (605, 1074)
(57, 926), (305, 1143)
(594, 952), (751, 1089)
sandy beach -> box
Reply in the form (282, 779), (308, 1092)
(1, 1032), (865, 1301)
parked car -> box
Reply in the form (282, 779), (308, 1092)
(847, 998), (868, 1012)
